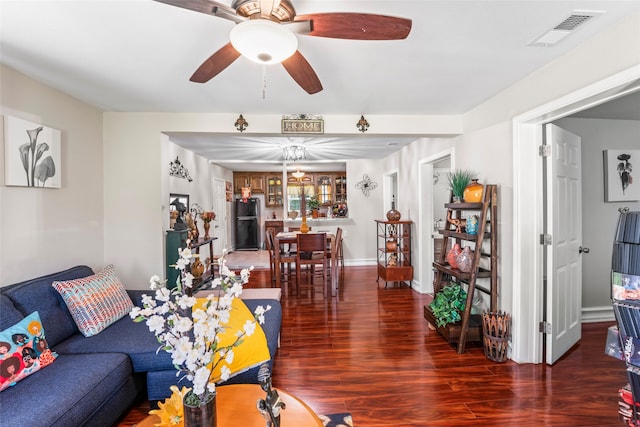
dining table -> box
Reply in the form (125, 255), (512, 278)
(274, 231), (337, 297)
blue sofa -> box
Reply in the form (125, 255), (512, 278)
(0, 265), (282, 427)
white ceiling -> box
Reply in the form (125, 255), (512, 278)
(2, 0), (639, 171)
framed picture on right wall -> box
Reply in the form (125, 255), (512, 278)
(604, 149), (639, 202)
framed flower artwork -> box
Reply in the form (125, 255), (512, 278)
(4, 115), (61, 188)
(604, 150), (639, 202)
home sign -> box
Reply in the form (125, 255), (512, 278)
(281, 115), (324, 134)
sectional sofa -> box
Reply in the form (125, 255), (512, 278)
(0, 265), (282, 427)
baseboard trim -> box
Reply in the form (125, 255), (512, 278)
(582, 305), (615, 323)
(344, 258), (377, 267)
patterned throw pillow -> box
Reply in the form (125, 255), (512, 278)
(0, 311), (57, 392)
(52, 265), (134, 337)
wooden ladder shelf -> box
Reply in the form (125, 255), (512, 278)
(425, 184), (498, 353)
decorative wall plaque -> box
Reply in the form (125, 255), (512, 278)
(281, 114), (324, 134)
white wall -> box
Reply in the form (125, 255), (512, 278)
(343, 158), (385, 265)
(553, 117), (640, 315)
(460, 10), (640, 362)
(164, 141), (233, 265)
(104, 114), (462, 289)
(0, 65), (104, 286)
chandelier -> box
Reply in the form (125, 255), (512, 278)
(282, 145), (306, 161)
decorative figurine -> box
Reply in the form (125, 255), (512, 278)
(256, 364), (285, 427)
(446, 210), (467, 233)
(170, 198), (188, 231)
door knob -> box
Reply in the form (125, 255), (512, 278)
(578, 246), (590, 254)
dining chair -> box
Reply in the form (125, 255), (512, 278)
(296, 233), (328, 298)
(265, 229), (276, 287)
(330, 227), (344, 292)
(267, 229), (297, 295)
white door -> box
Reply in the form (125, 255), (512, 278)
(545, 124), (582, 364)
(213, 178), (227, 256)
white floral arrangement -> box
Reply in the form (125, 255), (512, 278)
(130, 247), (270, 406)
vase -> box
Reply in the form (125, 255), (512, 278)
(386, 200), (401, 221)
(203, 221), (211, 240)
(463, 179), (483, 203)
(446, 243), (462, 269)
(191, 259), (205, 278)
(193, 219), (200, 241)
(457, 246), (474, 273)
(386, 239), (397, 251)
(300, 216), (309, 233)
(183, 393), (216, 427)
(311, 209), (319, 219)
(466, 215), (479, 235)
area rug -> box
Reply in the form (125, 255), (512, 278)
(319, 412), (354, 427)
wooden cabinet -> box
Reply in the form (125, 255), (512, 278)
(265, 220), (284, 237)
(334, 174), (347, 203)
(251, 175), (264, 193)
(424, 184), (498, 353)
(166, 229), (188, 290)
(233, 173), (264, 194)
(265, 176), (284, 207)
(376, 220), (413, 287)
(166, 230), (215, 294)
(287, 173), (314, 185)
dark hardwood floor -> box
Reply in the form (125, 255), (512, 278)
(116, 266), (627, 426)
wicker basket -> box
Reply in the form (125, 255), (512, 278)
(482, 311), (511, 362)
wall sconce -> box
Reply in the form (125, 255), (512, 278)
(356, 115), (369, 133)
(235, 114), (248, 132)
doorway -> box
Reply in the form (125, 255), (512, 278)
(212, 178), (227, 255)
(383, 169), (399, 216)
(512, 66), (640, 364)
(417, 149), (453, 294)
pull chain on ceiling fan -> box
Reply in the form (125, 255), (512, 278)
(153, 0), (412, 94)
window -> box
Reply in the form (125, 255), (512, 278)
(316, 175), (332, 204)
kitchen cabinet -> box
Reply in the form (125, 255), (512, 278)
(233, 173), (265, 194)
(265, 176), (284, 207)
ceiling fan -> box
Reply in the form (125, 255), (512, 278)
(154, 0), (412, 94)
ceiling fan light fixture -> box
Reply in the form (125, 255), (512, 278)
(230, 20), (298, 64)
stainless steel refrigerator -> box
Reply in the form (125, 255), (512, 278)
(235, 198), (259, 250)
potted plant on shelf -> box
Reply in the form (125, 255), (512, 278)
(447, 169), (477, 202)
(307, 196), (321, 218)
(428, 282), (467, 327)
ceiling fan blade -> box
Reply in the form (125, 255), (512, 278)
(190, 43), (241, 83)
(295, 13), (412, 40)
(283, 20), (312, 35)
(281, 51), (323, 95)
(153, 0), (244, 23)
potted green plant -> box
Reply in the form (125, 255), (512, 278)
(447, 169), (477, 202)
(307, 196), (321, 218)
(428, 282), (467, 327)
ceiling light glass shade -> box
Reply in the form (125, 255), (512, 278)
(292, 168), (305, 179)
(230, 20), (298, 64)
(282, 145), (306, 161)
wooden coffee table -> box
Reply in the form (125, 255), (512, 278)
(136, 384), (322, 427)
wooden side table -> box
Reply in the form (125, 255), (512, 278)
(136, 384), (322, 427)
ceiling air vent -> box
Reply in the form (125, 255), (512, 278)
(528, 10), (604, 47)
